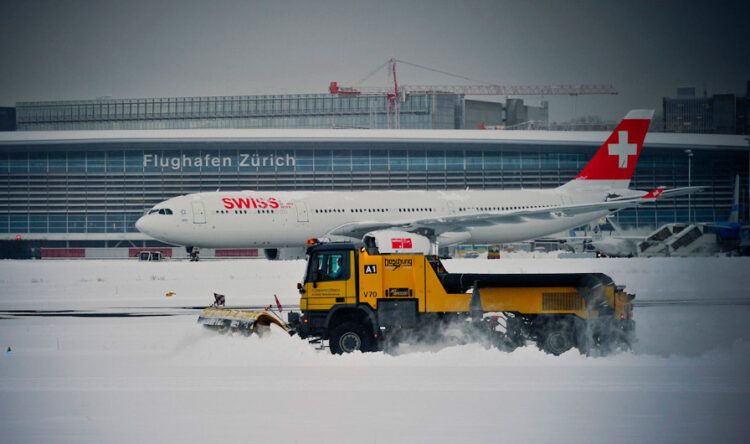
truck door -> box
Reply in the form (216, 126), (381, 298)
(303, 249), (356, 310)
(191, 200), (206, 224)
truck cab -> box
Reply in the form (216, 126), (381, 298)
(294, 242), (379, 353)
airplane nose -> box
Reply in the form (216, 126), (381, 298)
(135, 215), (148, 233)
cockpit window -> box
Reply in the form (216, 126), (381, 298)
(148, 208), (173, 215)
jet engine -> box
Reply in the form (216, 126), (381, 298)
(264, 247), (307, 260)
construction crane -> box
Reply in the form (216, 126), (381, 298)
(329, 57), (618, 128)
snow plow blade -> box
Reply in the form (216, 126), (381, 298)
(197, 308), (288, 333)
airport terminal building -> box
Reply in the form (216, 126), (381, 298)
(13, 94), (466, 131)
(0, 93), (747, 257)
(0, 128), (747, 255)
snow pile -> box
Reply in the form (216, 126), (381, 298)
(0, 259), (308, 310)
(1, 257), (749, 443)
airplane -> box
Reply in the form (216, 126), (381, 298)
(590, 174), (746, 257)
(708, 174), (745, 241)
(135, 109), (703, 259)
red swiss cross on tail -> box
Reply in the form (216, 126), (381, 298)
(573, 110), (653, 184)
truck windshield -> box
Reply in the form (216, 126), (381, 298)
(307, 251), (349, 282)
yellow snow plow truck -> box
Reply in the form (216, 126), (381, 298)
(199, 240), (635, 355)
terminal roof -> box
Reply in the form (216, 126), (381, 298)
(0, 129), (747, 151)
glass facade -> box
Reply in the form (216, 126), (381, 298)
(15, 94), (462, 130)
(0, 136), (747, 239)
(662, 92), (748, 135)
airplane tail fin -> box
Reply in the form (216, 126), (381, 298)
(729, 174), (740, 224)
(559, 109), (653, 191)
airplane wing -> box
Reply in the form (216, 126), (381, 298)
(328, 186), (706, 240)
(702, 223), (729, 229)
(701, 222), (750, 230)
(605, 185), (707, 201)
(648, 186), (706, 199)
(327, 197), (644, 238)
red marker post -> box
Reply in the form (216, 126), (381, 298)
(274, 295), (283, 313)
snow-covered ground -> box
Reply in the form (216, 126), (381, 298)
(1, 257), (750, 443)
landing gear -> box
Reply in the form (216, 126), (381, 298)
(186, 246), (199, 262)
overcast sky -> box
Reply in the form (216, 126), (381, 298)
(0, 0), (748, 122)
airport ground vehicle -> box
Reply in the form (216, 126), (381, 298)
(199, 240), (635, 355)
(138, 250), (163, 261)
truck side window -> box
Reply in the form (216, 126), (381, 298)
(308, 251), (349, 282)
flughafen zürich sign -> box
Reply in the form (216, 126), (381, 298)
(142, 153), (297, 170)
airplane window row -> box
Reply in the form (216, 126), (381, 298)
(314, 208), (437, 214)
(147, 208), (173, 215)
(215, 209), (275, 214)
(315, 208), (392, 214)
(398, 208), (433, 213)
(458, 204), (552, 212)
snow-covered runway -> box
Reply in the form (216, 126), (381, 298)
(1, 257), (749, 443)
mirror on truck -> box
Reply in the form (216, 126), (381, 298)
(363, 235), (379, 255)
(308, 256), (320, 287)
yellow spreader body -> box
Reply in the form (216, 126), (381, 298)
(198, 307), (287, 333)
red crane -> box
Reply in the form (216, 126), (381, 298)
(329, 57), (618, 128)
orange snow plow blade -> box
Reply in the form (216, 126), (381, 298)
(197, 308), (288, 333)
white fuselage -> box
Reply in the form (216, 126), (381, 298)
(136, 188), (611, 248)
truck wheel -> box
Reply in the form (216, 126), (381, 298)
(329, 322), (371, 354)
(542, 330), (573, 355)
